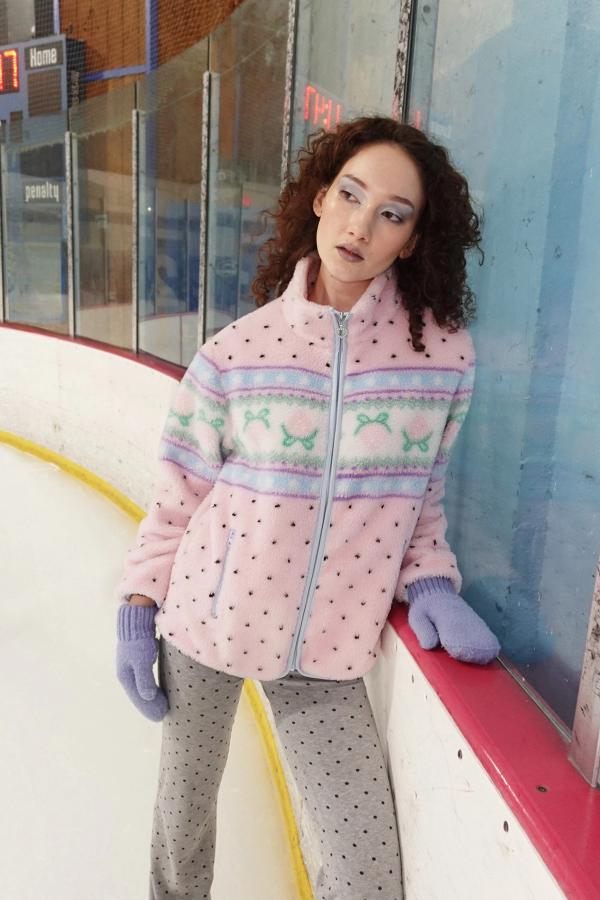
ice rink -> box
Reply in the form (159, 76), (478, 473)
(0, 441), (301, 899)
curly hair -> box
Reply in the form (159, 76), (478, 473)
(251, 115), (483, 352)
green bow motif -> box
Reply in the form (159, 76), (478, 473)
(197, 407), (225, 433)
(354, 411), (392, 435)
(243, 408), (271, 430)
(402, 427), (433, 452)
(168, 410), (194, 427)
(281, 423), (318, 451)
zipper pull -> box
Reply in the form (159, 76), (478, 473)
(335, 311), (351, 339)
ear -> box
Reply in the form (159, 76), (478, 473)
(398, 230), (420, 259)
(313, 185), (328, 218)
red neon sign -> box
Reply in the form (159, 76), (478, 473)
(304, 83), (342, 130)
(0, 49), (19, 93)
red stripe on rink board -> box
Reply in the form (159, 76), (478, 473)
(388, 603), (600, 900)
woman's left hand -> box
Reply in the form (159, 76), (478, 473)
(406, 577), (500, 664)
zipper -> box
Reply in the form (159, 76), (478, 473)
(210, 527), (236, 618)
(284, 308), (352, 674)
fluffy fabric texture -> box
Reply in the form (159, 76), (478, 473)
(115, 251), (475, 680)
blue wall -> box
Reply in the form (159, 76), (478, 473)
(409, 0), (600, 726)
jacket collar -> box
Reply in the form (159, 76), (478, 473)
(279, 250), (401, 345)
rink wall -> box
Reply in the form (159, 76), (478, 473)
(2, 324), (598, 899)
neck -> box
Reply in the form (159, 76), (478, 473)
(309, 263), (371, 313)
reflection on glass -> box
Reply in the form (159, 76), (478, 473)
(137, 40), (208, 366)
(292, 0), (402, 153)
(204, 0), (289, 342)
(71, 84), (135, 348)
(2, 112), (68, 331)
(408, 0), (600, 728)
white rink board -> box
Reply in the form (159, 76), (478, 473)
(364, 625), (566, 900)
(0, 327), (177, 509)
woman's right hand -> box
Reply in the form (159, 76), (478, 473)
(116, 601), (169, 722)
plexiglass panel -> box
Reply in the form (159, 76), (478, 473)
(291, 0), (402, 151)
(408, 0), (600, 727)
(137, 40), (209, 366)
(70, 83), (135, 348)
(2, 112), (68, 331)
(204, 0), (289, 341)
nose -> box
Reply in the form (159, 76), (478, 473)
(348, 205), (373, 242)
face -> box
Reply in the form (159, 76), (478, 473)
(312, 141), (425, 284)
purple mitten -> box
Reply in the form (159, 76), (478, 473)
(406, 576), (500, 664)
(116, 603), (169, 721)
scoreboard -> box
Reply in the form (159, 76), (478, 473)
(0, 34), (85, 124)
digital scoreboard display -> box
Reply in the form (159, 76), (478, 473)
(0, 49), (19, 94)
(304, 83), (343, 129)
(0, 36), (84, 124)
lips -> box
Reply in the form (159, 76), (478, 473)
(336, 244), (363, 259)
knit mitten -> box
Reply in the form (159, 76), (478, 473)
(406, 576), (500, 664)
(116, 603), (169, 721)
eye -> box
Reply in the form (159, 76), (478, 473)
(340, 189), (405, 224)
(383, 210), (406, 225)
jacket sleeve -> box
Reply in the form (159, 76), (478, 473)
(114, 347), (228, 607)
(394, 353), (476, 604)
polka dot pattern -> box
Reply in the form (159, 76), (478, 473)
(150, 639), (403, 899)
(117, 251), (475, 682)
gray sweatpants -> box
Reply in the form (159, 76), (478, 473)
(150, 637), (403, 900)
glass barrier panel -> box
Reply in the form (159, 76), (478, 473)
(204, 0), (289, 342)
(2, 112), (68, 332)
(136, 40), (209, 366)
(291, 0), (402, 152)
(407, 0), (600, 729)
(70, 83), (135, 348)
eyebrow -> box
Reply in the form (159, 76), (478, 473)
(341, 173), (415, 209)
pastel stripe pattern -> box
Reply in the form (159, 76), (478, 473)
(159, 350), (227, 482)
(216, 459), (430, 501)
(152, 305), (475, 509)
(115, 251), (478, 681)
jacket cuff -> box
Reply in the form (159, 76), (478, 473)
(406, 575), (457, 604)
(114, 574), (166, 608)
(117, 602), (158, 640)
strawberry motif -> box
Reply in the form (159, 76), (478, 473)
(402, 414), (433, 452)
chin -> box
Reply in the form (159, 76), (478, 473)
(322, 251), (363, 276)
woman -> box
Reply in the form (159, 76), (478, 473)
(116, 115), (500, 899)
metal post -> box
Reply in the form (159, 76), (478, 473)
(184, 196), (190, 310)
(198, 69), (212, 350)
(569, 553), (600, 786)
(393, 0), (417, 122)
(131, 106), (139, 353)
(65, 130), (76, 338)
(402, 0), (440, 130)
(206, 71), (220, 343)
(280, 0), (299, 188)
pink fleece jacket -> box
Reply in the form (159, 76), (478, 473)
(115, 251), (475, 680)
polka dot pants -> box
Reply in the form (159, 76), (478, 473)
(150, 638), (403, 899)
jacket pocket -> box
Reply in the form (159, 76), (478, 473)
(210, 527), (236, 618)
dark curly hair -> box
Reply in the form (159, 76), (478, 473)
(251, 115), (483, 352)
